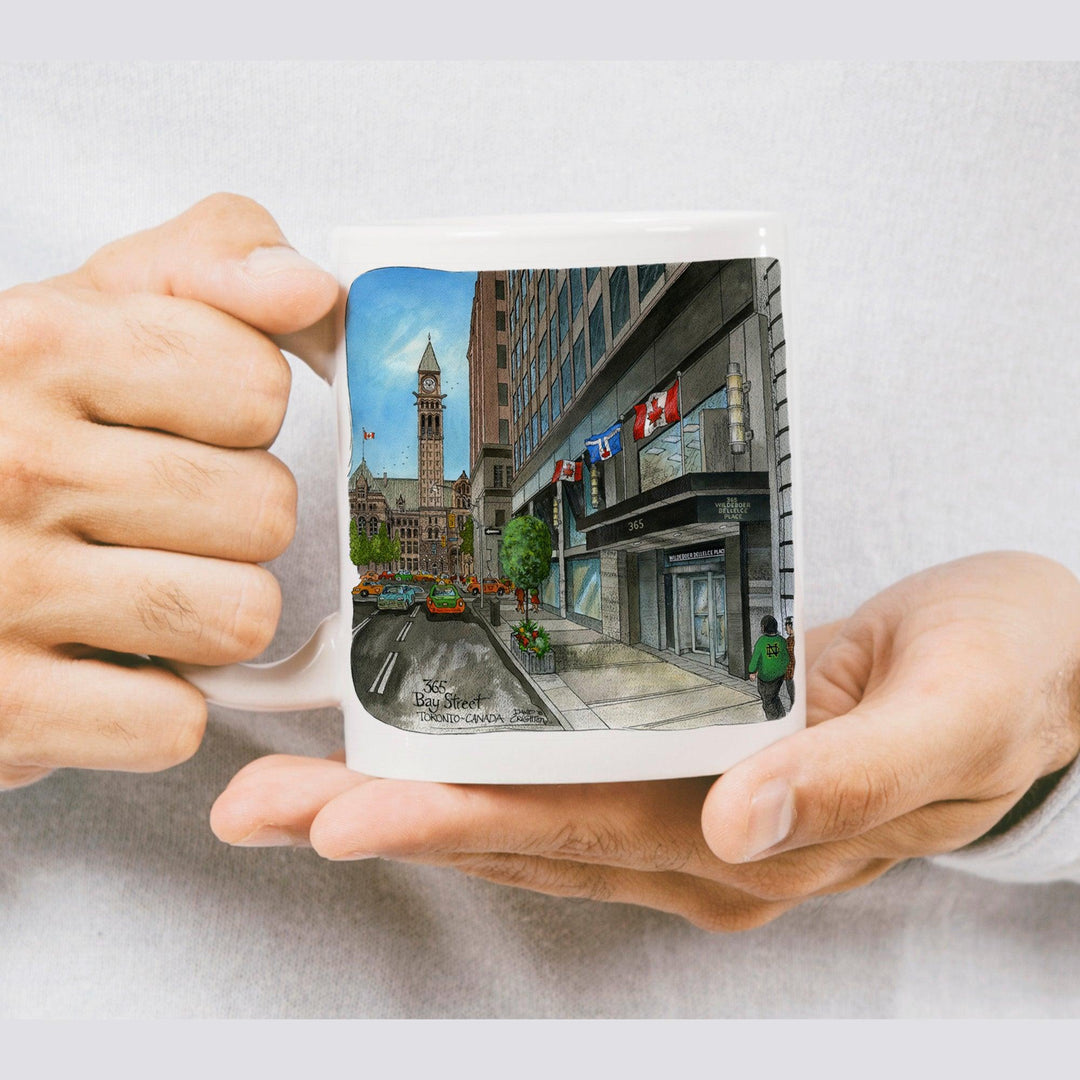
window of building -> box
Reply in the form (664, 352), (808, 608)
(561, 357), (573, 407)
(493, 465), (503, 487)
(570, 267), (583, 317)
(538, 272), (546, 316)
(638, 263), (665, 301)
(609, 265), (630, 337)
(549, 312), (558, 354)
(530, 359), (537, 399)
(497, 383), (508, 407)
(494, 509), (506, 527)
(558, 282), (569, 343)
(513, 388), (519, 419)
(551, 376), (561, 420)
(586, 266), (600, 289)
(499, 418), (509, 444)
(495, 310), (506, 331)
(538, 334), (548, 380)
(574, 330), (587, 390)
(497, 343), (507, 368)
(525, 423), (532, 457)
(494, 278), (505, 300)
(638, 422), (684, 492)
(529, 298), (536, 344)
(539, 397), (548, 437)
(531, 411), (539, 447)
(588, 300), (605, 367)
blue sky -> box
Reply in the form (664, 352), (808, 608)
(345, 267), (477, 479)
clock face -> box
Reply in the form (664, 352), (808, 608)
(422, 376), (436, 392)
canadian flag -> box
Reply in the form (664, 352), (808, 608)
(552, 459), (582, 483)
(633, 379), (681, 440)
(362, 429), (375, 441)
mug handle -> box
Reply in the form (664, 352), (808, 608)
(170, 306), (346, 713)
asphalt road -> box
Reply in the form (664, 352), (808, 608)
(350, 597), (560, 734)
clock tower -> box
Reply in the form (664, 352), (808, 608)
(413, 334), (446, 511)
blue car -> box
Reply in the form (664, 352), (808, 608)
(377, 584), (416, 612)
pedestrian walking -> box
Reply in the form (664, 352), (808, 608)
(515, 586), (526, 614)
(748, 615), (790, 720)
(784, 615), (796, 709)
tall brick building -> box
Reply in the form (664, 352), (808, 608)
(465, 270), (513, 583)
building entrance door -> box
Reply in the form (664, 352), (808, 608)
(691, 577), (711, 654)
(672, 571), (727, 668)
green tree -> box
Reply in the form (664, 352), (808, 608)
(372, 521), (400, 569)
(460, 515), (474, 558)
(349, 519), (373, 569)
(499, 515), (552, 618)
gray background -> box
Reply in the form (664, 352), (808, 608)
(0, 62), (1077, 1017)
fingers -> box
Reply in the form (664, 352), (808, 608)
(0, 646), (207, 782)
(58, 424), (297, 562)
(11, 541), (282, 665)
(68, 193), (339, 339)
(305, 776), (720, 873)
(210, 755), (368, 847)
(700, 651), (1030, 864)
(431, 853), (800, 933)
(54, 289), (295, 448)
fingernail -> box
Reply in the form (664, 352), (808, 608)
(242, 245), (326, 278)
(233, 825), (308, 847)
(742, 779), (796, 861)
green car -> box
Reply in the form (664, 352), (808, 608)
(393, 571), (414, 582)
(426, 583), (466, 619)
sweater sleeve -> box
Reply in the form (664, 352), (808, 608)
(930, 752), (1080, 884)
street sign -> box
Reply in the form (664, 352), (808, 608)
(484, 527), (502, 536)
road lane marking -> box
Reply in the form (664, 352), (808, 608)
(369, 652), (399, 696)
(396, 621), (412, 643)
(410, 606), (420, 619)
(352, 615), (374, 638)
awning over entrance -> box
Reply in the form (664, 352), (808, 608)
(582, 471), (770, 553)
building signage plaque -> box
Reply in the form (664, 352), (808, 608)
(666, 544), (726, 567)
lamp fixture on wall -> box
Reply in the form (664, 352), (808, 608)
(726, 361), (754, 455)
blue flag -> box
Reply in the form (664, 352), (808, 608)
(584, 421), (623, 465)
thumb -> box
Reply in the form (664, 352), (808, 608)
(699, 685), (1025, 865)
(68, 192), (339, 337)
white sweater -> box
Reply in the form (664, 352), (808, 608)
(0, 61), (1077, 1018)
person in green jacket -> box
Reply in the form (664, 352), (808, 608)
(749, 614), (790, 720)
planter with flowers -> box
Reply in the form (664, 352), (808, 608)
(509, 618), (556, 676)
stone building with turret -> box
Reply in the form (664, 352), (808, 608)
(348, 337), (472, 577)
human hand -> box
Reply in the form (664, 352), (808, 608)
(0, 194), (338, 790)
(211, 552), (1080, 930)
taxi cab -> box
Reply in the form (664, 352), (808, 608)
(464, 576), (512, 597)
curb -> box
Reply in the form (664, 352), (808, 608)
(470, 604), (573, 731)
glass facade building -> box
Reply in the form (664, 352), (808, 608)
(503, 258), (793, 680)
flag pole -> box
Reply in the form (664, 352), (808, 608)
(676, 371), (685, 478)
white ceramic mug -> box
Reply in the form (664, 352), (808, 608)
(178, 213), (804, 783)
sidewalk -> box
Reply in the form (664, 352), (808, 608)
(475, 602), (766, 732)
